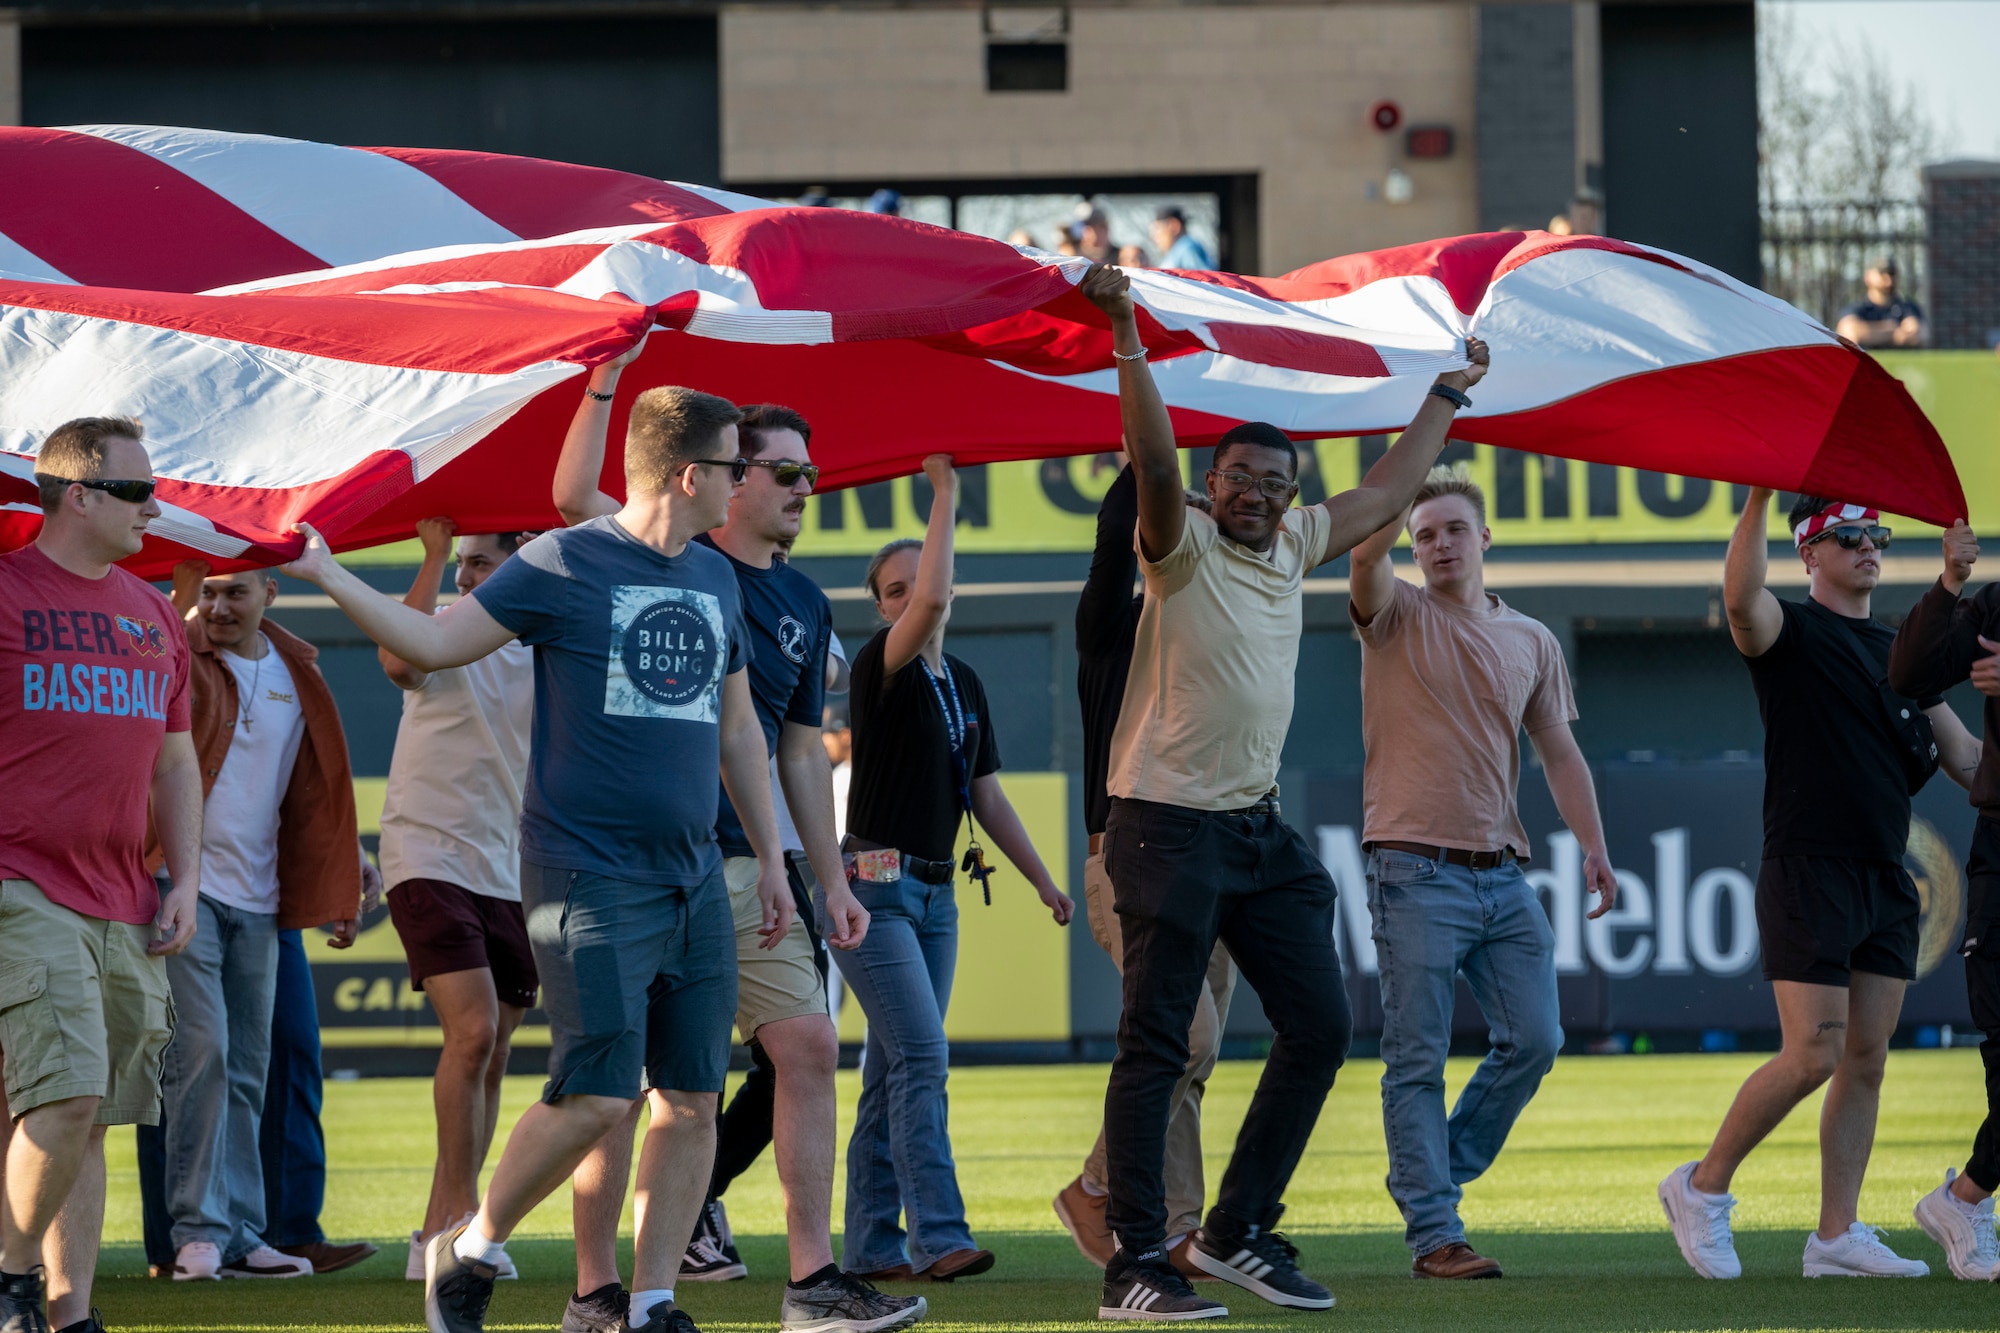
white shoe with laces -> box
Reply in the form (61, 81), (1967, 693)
(1913, 1169), (1999, 1280)
(219, 1244), (313, 1278)
(1659, 1162), (1741, 1279)
(1802, 1222), (1930, 1277)
(172, 1240), (222, 1281)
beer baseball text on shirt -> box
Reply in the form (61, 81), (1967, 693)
(18, 608), (176, 718)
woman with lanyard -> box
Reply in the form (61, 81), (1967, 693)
(836, 454), (1074, 1283)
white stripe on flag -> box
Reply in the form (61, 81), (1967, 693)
(0, 229), (78, 285)
(68, 125), (519, 266)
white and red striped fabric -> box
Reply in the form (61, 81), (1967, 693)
(0, 125), (1964, 577)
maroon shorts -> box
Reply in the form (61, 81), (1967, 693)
(387, 878), (539, 1010)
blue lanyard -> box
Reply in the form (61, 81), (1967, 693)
(916, 656), (969, 810)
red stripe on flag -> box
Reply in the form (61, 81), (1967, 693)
(0, 129), (328, 292)
(362, 147), (733, 237)
(0, 281), (652, 375)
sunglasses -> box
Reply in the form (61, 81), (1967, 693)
(1212, 469), (1299, 501)
(40, 475), (157, 504)
(740, 458), (820, 490)
(683, 458), (750, 484)
(1804, 524), (1892, 551)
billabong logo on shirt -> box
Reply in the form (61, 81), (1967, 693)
(605, 585), (727, 723)
(777, 615), (807, 664)
(116, 615), (169, 657)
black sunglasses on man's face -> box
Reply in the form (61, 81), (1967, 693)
(740, 458), (820, 491)
(38, 475), (157, 504)
(1805, 524), (1892, 552)
(683, 458), (749, 485)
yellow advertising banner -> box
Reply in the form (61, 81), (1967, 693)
(776, 351), (2000, 558)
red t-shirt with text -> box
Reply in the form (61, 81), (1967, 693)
(0, 545), (191, 924)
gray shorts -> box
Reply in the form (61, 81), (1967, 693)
(521, 861), (736, 1101)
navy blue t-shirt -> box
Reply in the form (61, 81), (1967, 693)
(471, 516), (750, 882)
(1839, 297), (1924, 325)
(700, 535), (833, 858)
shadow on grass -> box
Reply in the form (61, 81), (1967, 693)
(90, 1228), (1998, 1331)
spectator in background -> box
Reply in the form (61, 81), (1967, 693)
(141, 562), (373, 1282)
(1075, 204), (1115, 264)
(800, 188), (832, 208)
(1, 417), (201, 1333)
(1150, 207), (1214, 271)
(866, 189), (903, 217)
(1836, 256), (1927, 348)
(824, 701), (853, 845)
(376, 518), (535, 1284)
(1005, 229), (1037, 251)
(1116, 245), (1151, 270)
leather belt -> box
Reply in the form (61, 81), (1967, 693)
(901, 853), (956, 885)
(1222, 789), (1282, 818)
(1368, 840), (1516, 871)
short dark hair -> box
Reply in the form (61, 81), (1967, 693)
(738, 404), (812, 458)
(35, 415), (144, 512)
(1788, 493), (1840, 531)
(1156, 204), (1186, 224)
(494, 531), (539, 555)
(624, 386), (742, 494)
(1213, 422), (1298, 476)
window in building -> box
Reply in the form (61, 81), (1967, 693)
(985, 4), (1068, 93)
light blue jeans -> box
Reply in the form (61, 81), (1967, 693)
(160, 893), (280, 1259)
(824, 873), (977, 1273)
(1367, 849), (1563, 1257)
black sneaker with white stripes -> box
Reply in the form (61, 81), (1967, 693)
(1187, 1214), (1332, 1310)
(680, 1199), (747, 1282)
(1098, 1249), (1228, 1322)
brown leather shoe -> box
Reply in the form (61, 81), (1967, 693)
(852, 1264), (917, 1283)
(274, 1240), (380, 1275)
(1412, 1242), (1502, 1280)
(1053, 1176), (1115, 1269)
(1167, 1236), (1217, 1282)
(925, 1248), (996, 1281)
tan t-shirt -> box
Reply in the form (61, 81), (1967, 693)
(1353, 578), (1576, 856)
(1110, 504), (1333, 811)
(380, 639), (534, 901)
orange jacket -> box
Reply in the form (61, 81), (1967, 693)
(147, 613), (362, 931)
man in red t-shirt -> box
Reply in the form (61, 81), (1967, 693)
(0, 417), (203, 1333)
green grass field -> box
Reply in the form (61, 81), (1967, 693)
(88, 1050), (1999, 1331)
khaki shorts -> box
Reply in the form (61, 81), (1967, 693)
(0, 878), (174, 1126)
(724, 857), (827, 1038)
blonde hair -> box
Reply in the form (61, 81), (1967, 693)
(624, 386), (741, 495)
(1409, 464), (1485, 527)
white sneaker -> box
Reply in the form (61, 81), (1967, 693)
(219, 1244), (313, 1278)
(1913, 1168), (1999, 1280)
(1659, 1161), (1741, 1279)
(1802, 1222), (1930, 1277)
(171, 1240), (222, 1281)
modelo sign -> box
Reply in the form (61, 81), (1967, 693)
(1297, 763), (1974, 1037)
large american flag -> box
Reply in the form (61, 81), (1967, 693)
(0, 125), (1963, 576)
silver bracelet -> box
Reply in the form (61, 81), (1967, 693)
(584, 386), (615, 402)
(1113, 347), (1149, 363)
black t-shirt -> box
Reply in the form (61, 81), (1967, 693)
(1745, 596), (1941, 863)
(847, 629), (1002, 864)
(1839, 297), (1924, 325)
(698, 535), (833, 859)
(1077, 465), (1142, 837)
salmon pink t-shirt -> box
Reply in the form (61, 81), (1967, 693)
(0, 545), (192, 924)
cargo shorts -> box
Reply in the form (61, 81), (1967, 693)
(0, 878), (175, 1126)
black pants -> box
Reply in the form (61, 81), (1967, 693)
(1101, 797), (1352, 1252)
(1963, 819), (2000, 1193)
(708, 853), (831, 1202)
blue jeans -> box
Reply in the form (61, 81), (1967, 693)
(157, 894), (281, 1260)
(260, 929), (327, 1247)
(825, 874), (976, 1273)
(1367, 849), (1563, 1257)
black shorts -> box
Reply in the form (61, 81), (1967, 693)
(387, 878), (540, 1010)
(1755, 855), (1919, 986)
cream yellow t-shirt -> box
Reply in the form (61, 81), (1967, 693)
(1108, 504), (1333, 811)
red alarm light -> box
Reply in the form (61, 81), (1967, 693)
(1406, 125), (1454, 159)
(1368, 100), (1401, 133)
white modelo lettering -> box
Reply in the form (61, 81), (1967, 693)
(1652, 828), (1691, 975)
(1314, 823), (1763, 982)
